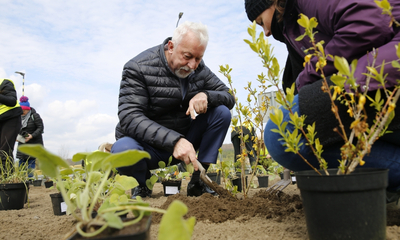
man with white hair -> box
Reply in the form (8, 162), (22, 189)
(113, 21), (235, 198)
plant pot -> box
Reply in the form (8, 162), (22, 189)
(206, 172), (221, 185)
(66, 215), (152, 240)
(32, 179), (42, 186)
(257, 175), (269, 188)
(50, 192), (67, 216)
(232, 176), (248, 192)
(296, 168), (388, 240)
(161, 180), (182, 196)
(0, 182), (27, 210)
(44, 181), (54, 188)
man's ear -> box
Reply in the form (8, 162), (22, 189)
(167, 40), (174, 53)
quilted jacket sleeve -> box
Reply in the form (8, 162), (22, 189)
(294, 0), (399, 91)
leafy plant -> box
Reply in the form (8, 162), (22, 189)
(18, 144), (195, 239)
(153, 158), (190, 182)
(0, 151), (29, 184)
(220, 32), (275, 196)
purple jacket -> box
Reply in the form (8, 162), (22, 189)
(283, 0), (400, 91)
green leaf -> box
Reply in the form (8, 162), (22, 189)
(309, 17), (318, 29)
(392, 60), (400, 69)
(295, 34), (306, 41)
(334, 56), (351, 76)
(86, 151), (110, 172)
(115, 174), (139, 190)
(158, 200), (195, 240)
(87, 172), (102, 185)
(18, 144), (70, 178)
(72, 152), (91, 162)
(297, 14), (309, 28)
(146, 175), (159, 190)
(103, 212), (124, 229)
(104, 150), (150, 169)
(330, 75), (347, 88)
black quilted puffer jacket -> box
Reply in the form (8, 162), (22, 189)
(115, 37), (235, 153)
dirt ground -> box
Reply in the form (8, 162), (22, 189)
(1, 177), (400, 240)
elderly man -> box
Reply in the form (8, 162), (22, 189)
(112, 21), (235, 198)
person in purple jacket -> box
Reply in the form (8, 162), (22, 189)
(245, 0), (400, 200)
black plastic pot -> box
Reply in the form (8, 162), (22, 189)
(206, 172), (221, 185)
(0, 182), (27, 210)
(296, 168), (388, 240)
(161, 180), (182, 196)
(232, 176), (248, 192)
(44, 181), (53, 188)
(257, 175), (269, 188)
(67, 215), (152, 240)
(50, 192), (66, 215)
(32, 179), (42, 186)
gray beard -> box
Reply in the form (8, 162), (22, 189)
(175, 67), (193, 78)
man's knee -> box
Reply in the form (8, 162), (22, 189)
(111, 137), (142, 153)
(215, 105), (231, 123)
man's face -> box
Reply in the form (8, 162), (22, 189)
(166, 31), (206, 78)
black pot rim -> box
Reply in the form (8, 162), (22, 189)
(295, 168), (388, 192)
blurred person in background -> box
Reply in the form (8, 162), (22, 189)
(0, 78), (22, 173)
(16, 96), (44, 176)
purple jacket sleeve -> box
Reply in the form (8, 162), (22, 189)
(295, 0), (397, 91)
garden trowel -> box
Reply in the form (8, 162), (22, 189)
(192, 159), (222, 195)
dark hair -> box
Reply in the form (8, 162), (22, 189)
(276, 0), (286, 22)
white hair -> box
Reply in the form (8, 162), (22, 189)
(172, 21), (209, 47)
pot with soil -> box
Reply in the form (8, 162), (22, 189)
(206, 172), (221, 185)
(32, 179), (42, 186)
(296, 168), (388, 240)
(50, 192), (67, 215)
(0, 182), (27, 210)
(44, 180), (53, 188)
(232, 175), (248, 192)
(65, 215), (152, 240)
(161, 180), (182, 196)
(256, 175), (269, 188)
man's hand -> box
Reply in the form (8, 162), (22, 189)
(186, 92), (208, 119)
(173, 138), (199, 171)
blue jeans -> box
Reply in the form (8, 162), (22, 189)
(19, 158), (36, 178)
(265, 95), (400, 191)
(111, 105), (231, 186)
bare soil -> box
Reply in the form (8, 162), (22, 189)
(1, 177), (400, 240)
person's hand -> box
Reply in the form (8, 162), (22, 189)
(186, 92), (208, 119)
(173, 138), (199, 171)
(25, 134), (33, 143)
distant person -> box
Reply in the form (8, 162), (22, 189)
(0, 79), (22, 172)
(231, 123), (256, 167)
(16, 96), (44, 175)
(112, 21), (235, 198)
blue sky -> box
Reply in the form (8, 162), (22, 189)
(1, 0), (288, 158)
